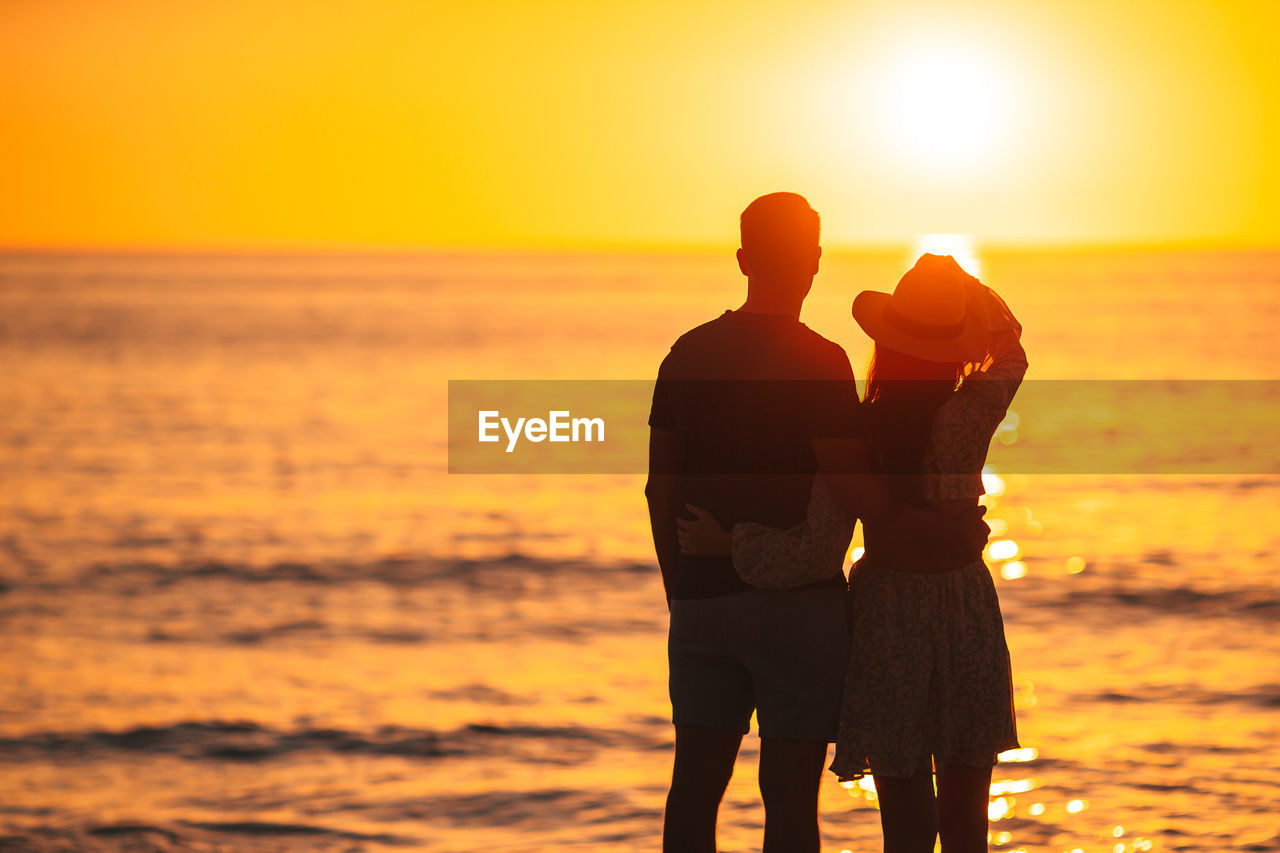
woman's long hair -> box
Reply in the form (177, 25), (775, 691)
(862, 345), (968, 505)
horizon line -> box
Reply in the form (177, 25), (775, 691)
(1, 237), (1277, 256)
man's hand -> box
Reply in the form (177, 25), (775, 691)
(676, 505), (733, 557)
(954, 504), (993, 556)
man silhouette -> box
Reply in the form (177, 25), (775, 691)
(646, 192), (860, 853)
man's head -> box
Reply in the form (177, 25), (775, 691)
(737, 192), (822, 307)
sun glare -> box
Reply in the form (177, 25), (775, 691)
(872, 41), (1015, 174)
(912, 233), (982, 277)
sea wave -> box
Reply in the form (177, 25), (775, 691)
(4, 552), (1277, 632)
(0, 720), (666, 765)
(1084, 684), (1280, 709)
(50, 554), (653, 591)
(1005, 582), (1280, 621)
(0, 821), (416, 852)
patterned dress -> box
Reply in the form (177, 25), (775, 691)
(731, 286), (1027, 780)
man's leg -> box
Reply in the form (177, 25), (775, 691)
(758, 736), (828, 853)
(663, 724), (743, 853)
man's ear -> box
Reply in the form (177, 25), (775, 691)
(811, 246), (823, 275)
(736, 247), (750, 277)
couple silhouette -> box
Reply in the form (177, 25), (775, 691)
(646, 192), (1026, 853)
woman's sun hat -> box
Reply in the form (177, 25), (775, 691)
(851, 253), (988, 363)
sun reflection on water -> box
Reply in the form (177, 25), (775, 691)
(990, 777), (1036, 795)
(998, 746), (1039, 762)
(988, 538), (1020, 561)
(1000, 560), (1027, 580)
(981, 465), (1006, 497)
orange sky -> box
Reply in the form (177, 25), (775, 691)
(1, 0), (1277, 249)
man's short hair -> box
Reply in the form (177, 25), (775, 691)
(740, 192), (821, 259)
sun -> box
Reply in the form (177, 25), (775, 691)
(913, 233), (982, 277)
(871, 41), (1017, 174)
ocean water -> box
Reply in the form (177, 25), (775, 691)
(0, 248), (1277, 852)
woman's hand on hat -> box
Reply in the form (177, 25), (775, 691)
(975, 286), (1023, 365)
(965, 279), (1021, 337)
(983, 287), (1022, 337)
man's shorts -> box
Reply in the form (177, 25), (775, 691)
(668, 583), (850, 742)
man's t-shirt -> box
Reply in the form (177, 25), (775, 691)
(649, 309), (863, 599)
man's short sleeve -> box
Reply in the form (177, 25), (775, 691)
(806, 347), (862, 439)
(648, 351), (676, 430)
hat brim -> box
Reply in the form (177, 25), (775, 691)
(852, 290), (988, 364)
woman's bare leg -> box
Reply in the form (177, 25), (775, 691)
(936, 762), (993, 853)
(871, 760), (937, 853)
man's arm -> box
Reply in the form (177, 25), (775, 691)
(645, 427), (680, 609)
